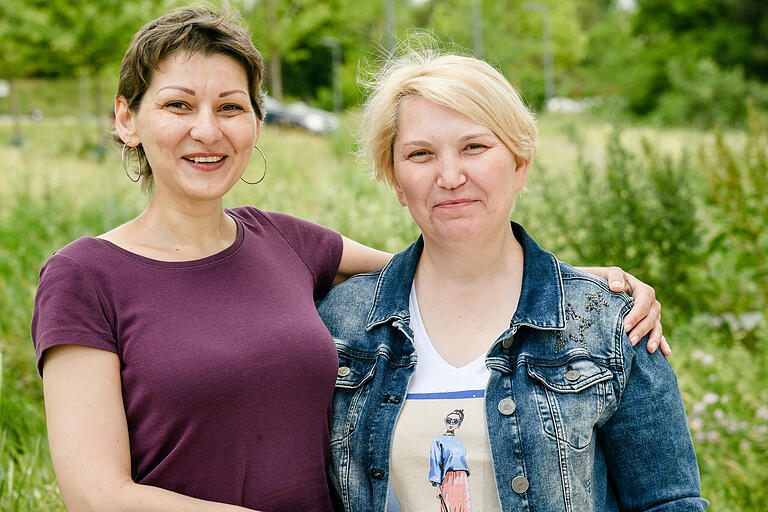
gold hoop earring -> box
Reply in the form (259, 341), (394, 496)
(121, 144), (142, 183)
(241, 145), (267, 185)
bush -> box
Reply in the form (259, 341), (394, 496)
(696, 104), (768, 320)
(652, 59), (768, 128)
(535, 127), (704, 314)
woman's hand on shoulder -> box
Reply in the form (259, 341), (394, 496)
(577, 266), (669, 357)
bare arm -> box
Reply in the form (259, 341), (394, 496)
(334, 236), (392, 285)
(577, 266), (668, 356)
(42, 345), (259, 512)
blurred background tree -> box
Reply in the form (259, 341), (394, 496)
(3, 0), (767, 127)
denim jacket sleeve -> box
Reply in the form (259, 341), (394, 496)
(599, 329), (709, 511)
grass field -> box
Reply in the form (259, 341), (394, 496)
(1, 115), (766, 511)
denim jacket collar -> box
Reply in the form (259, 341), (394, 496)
(366, 222), (565, 331)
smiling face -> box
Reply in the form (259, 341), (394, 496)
(392, 96), (528, 244)
(115, 51), (259, 204)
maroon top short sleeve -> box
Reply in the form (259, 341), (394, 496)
(30, 206), (343, 512)
(32, 254), (117, 367)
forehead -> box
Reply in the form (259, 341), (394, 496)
(149, 51), (249, 90)
(394, 96), (493, 142)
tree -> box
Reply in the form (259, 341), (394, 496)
(239, 0), (334, 101)
(0, 0), (54, 144)
(45, 0), (163, 123)
(423, 0), (588, 107)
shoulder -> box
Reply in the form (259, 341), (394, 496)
(558, 261), (633, 315)
(555, 261), (633, 361)
(227, 206), (328, 234)
(41, 237), (115, 276)
(316, 270), (381, 331)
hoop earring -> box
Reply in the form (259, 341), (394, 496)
(121, 144), (142, 183)
(241, 145), (267, 185)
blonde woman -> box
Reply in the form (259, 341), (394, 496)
(319, 50), (706, 512)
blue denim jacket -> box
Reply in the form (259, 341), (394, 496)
(317, 223), (708, 512)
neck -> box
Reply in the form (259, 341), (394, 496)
(417, 223), (523, 288)
(136, 193), (236, 258)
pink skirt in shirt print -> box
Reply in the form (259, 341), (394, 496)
(428, 409), (471, 512)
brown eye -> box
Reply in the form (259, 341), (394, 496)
(408, 150), (431, 162)
(165, 101), (188, 110)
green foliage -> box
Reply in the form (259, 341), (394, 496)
(696, 106), (768, 318)
(633, 0), (768, 83)
(2, 111), (766, 512)
(651, 59), (768, 127)
(533, 126), (703, 313)
(673, 319), (768, 510)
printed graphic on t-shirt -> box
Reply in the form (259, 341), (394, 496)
(389, 391), (500, 512)
(387, 285), (501, 512)
(430, 408), (471, 511)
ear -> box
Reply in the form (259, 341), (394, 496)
(254, 116), (262, 144)
(512, 159), (530, 192)
(393, 176), (408, 207)
(114, 96), (139, 146)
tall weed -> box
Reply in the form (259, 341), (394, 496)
(535, 127), (703, 315)
(698, 105), (768, 323)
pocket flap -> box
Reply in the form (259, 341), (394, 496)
(335, 343), (377, 389)
(526, 358), (612, 393)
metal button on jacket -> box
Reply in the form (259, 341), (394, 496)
(511, 475), (529, 494)
(498, 398), (516, 415)
(337, 366), (351, 377)
(502, 338), (513, 350)
(565, 369), (581, 382)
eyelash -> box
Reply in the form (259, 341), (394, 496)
(407, 144), (486, 159)
(164, 102), (245, 112)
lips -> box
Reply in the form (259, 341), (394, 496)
(434, 198), (477, 209)
(182, 153), (228, 170)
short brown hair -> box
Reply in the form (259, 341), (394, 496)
(116, 6), (264, 190)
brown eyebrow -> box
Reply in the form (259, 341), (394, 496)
(220, 90), (248, 98)
(157, 86), (195, 95)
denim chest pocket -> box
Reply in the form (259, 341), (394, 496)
(330, 345), (378, 444)
(526, 358), (613, 450)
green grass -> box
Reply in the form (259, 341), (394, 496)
(1, 115), (766, 511)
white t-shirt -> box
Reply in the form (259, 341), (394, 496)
(387, 285), (502, 512)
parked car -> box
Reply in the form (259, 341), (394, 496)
(263, 95), (339, 134)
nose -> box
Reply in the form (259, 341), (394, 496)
(435, 155), (467, 189)
(189, 108), (223, 145)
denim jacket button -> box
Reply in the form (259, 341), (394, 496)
(370, 469), (386, 479)
(498, 398), (516, 415)
(502, 338), (513, 349)
(511, 475), (529, 494)
(337, 366), (351, 377)
(565, 369), (581, 382)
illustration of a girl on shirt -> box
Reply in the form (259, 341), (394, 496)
(429, 409), (471, 512)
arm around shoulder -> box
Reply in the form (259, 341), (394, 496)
(335, 236), (392, 284)
(42, 345), (258, 512)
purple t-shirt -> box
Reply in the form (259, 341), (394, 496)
(31, 207), (343, 511)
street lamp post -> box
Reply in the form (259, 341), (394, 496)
(321, 36), (343, 112)
(385, 0), (395, 52)
(525, 2), (555, 106)
(472, 0), (483, 59)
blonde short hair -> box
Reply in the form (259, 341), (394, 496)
(359, 48), (537, 186)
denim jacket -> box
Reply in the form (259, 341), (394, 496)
(317, 223), (707, 512)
